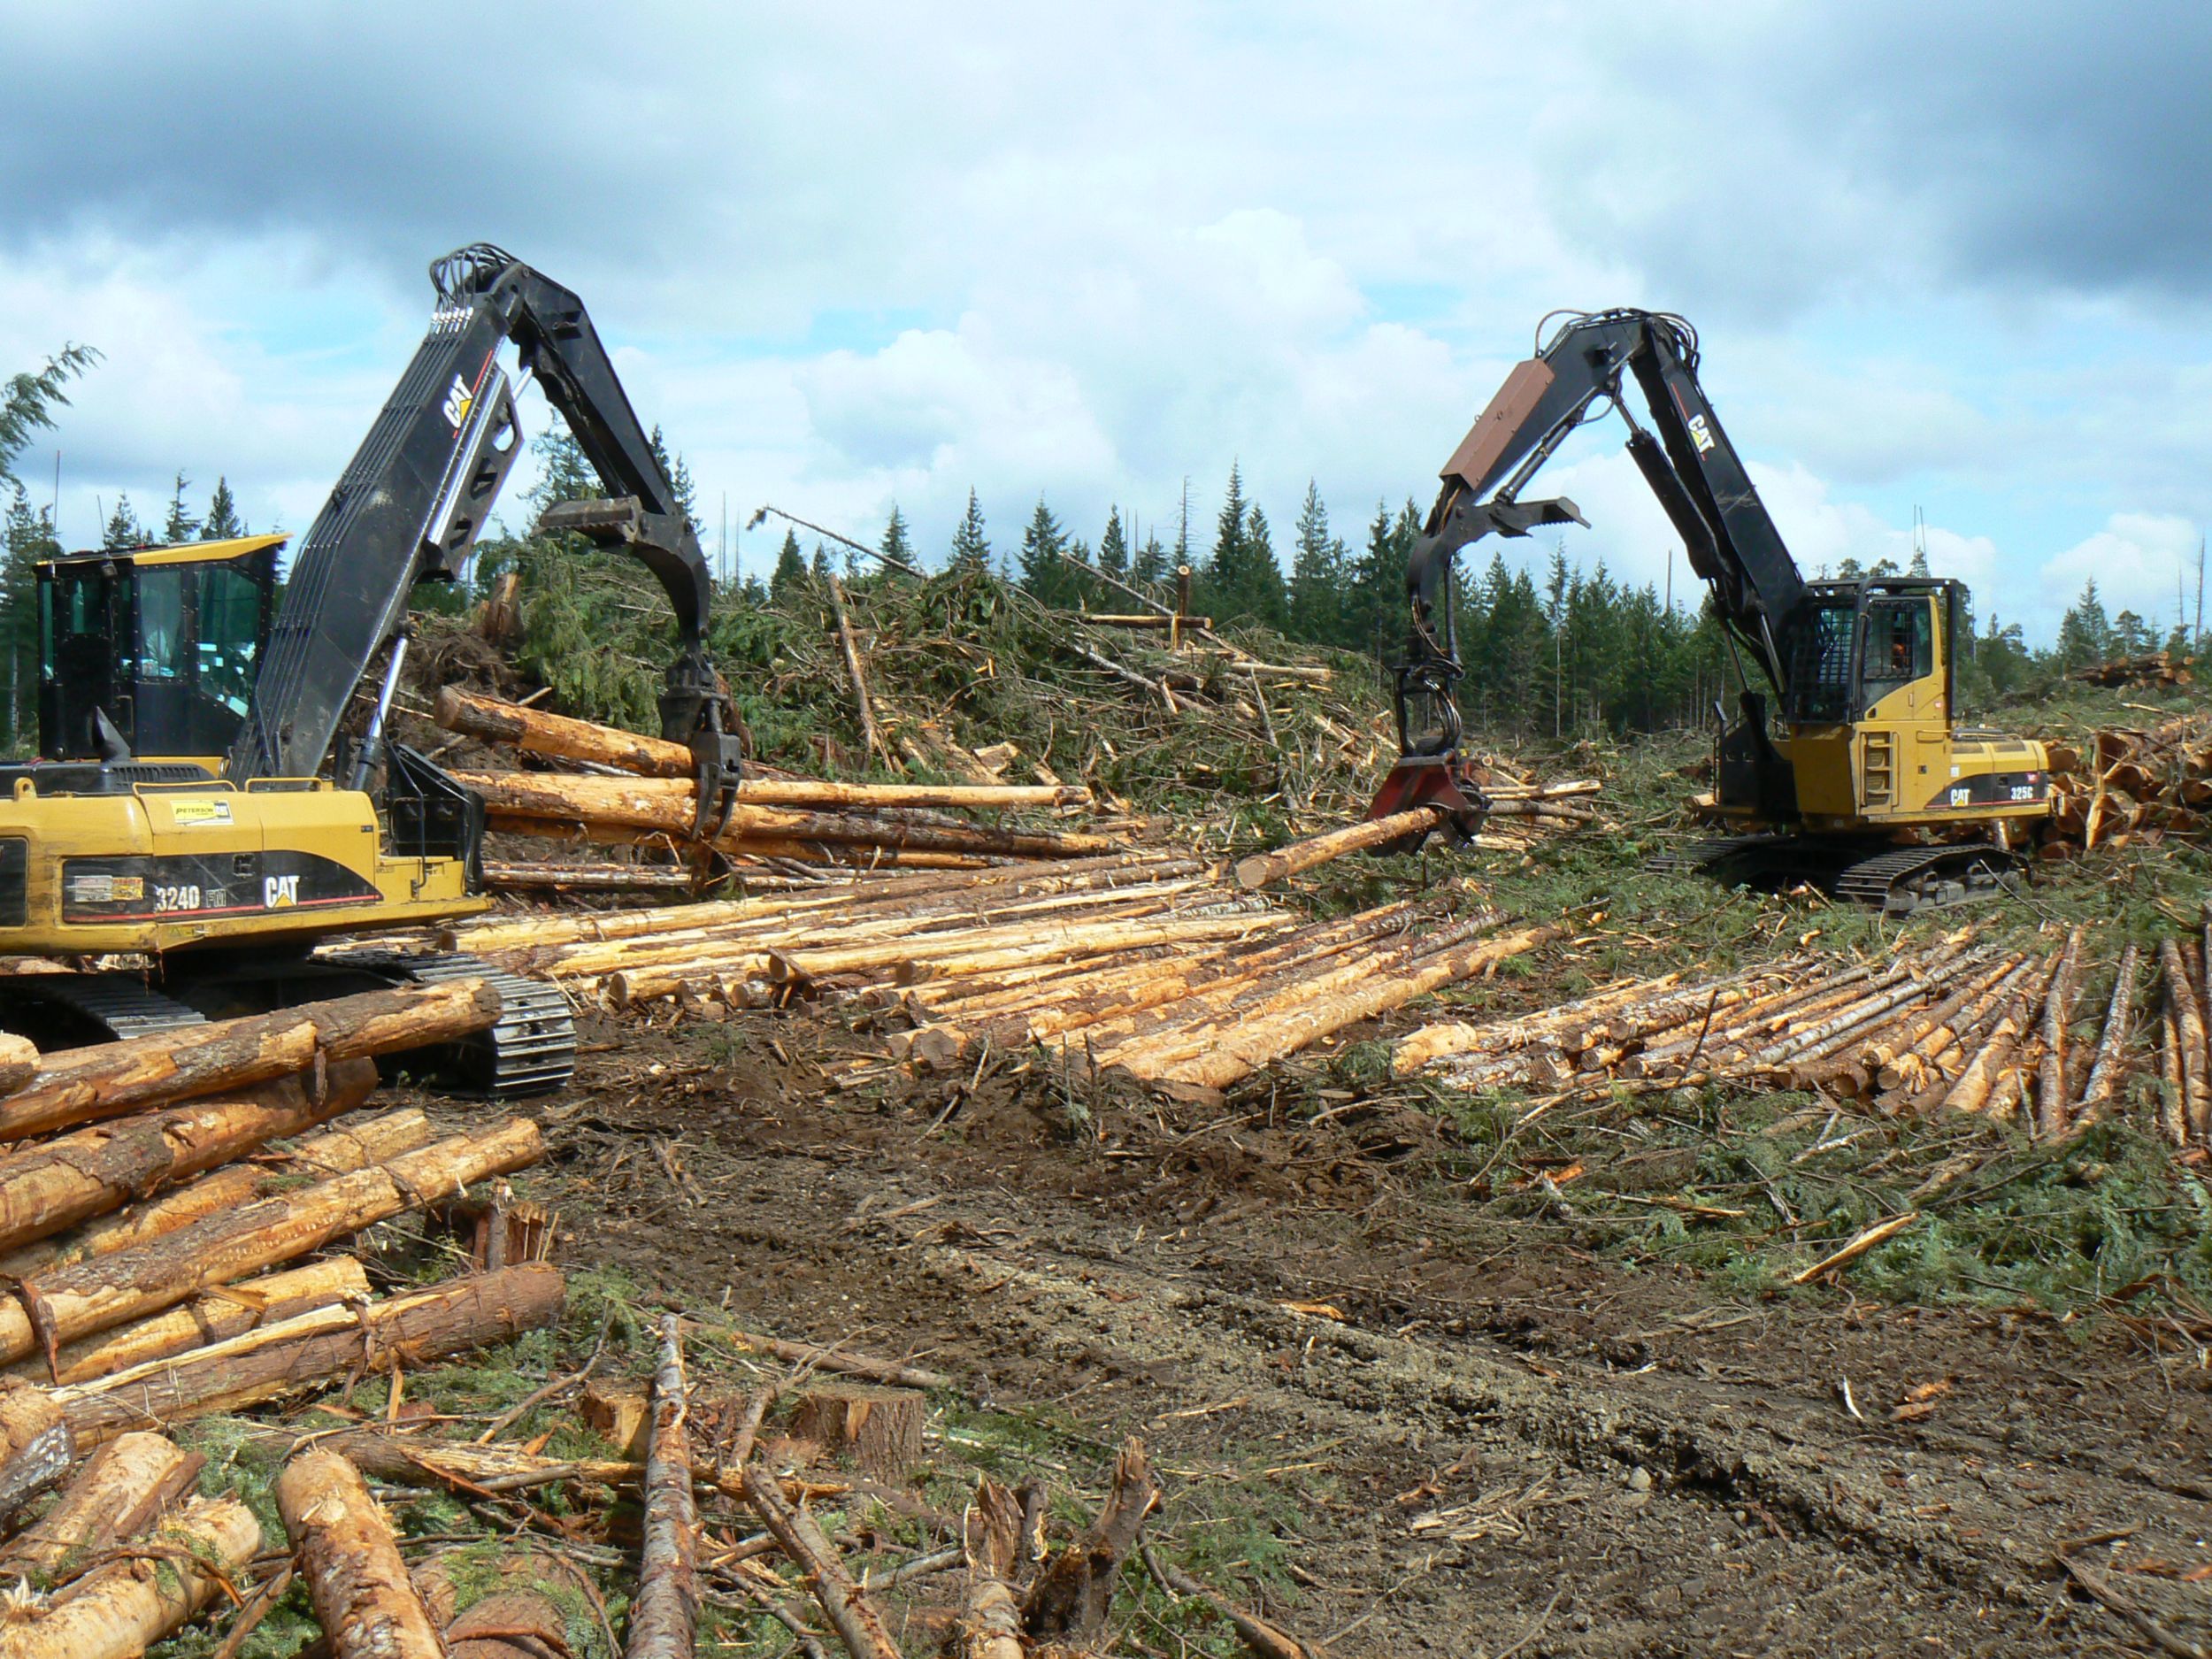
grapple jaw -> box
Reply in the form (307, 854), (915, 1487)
(1364, 753), (1493, 854)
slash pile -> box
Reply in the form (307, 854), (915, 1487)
(1397, 925), (2194, 1146)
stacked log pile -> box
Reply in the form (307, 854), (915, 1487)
(0, 979), (568, 1659)
(2067, 650), (2193, 688)
(434, 687), (1120, 885)
(1396, 926), (2200, 1147)
(2046, 712), (2212, 851)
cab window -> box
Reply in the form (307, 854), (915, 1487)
(1861, 599), (1932, 687)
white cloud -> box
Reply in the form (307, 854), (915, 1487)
(2037, 512), (2202, 640)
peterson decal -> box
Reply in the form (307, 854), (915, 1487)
(167, 800), (233, 827)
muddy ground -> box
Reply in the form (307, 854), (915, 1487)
(444, 1003), (2212, 1659)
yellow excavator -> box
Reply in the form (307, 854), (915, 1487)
(0, 245), (746, 1082)
(1369, 308), (2052, 911)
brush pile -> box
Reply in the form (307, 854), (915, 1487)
(1397, 924), (2201, 1146)
(2046, 711), (2212, 851)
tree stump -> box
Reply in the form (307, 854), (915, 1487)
(787, 1382), (925, 1481)
(581, 1379), (649, 1458)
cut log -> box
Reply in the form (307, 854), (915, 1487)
(438, 685), (697, 776)
(0, 1431), (199, 1575)
(2162, 940), (2211, 1142)
(0, 981), (500, 1142)
(455, 772), (1110, 856)
(787, 1383), (924, 1483)
(0, 1106), (432, 1279)
(1023, 1437), (1161, 1643)
(1233, 807), (1445, 890)
(0, 1058), (377, 1256)
(0, 1376), (73, 1519)
(277, 1449), (447, 1659)
(55, 1264), (565, 1449)
(485, 861), (699, 895)
(417, 1547), (596, 1659)
(1137, 925), (1560, 1091)
(0, 1494), (259, 1659)
(2074, 944), (2139, 1126)
(740, 1459), (902, 1659)
(9, 1257), (373, 1387)
(626, 1314), (700, 1659)
(0, 1121), (543, 1377)
(0, 1034), (36, 1100)
(826, 572), (890, 773)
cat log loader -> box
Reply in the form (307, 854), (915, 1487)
(0, 243), (746, 1086)
(1368, 307), (2051, 912)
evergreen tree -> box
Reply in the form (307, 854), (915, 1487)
(770, 529), (807, 603)
(2055, 578), (2114, 669)
(528, 428), (599, 518)
(101, 494), (143, 551)
(1097, 507), (1129, 579)
(879, 505), (913, 568)
(0, 345), (96, 482)
(200, 476), (243, 540)
(646, 426), (699, 527)
(1, 484), (57, 750)
(159, 472), (197, 544)
(1205, 464), (1248, 597)
(1133, 531), (1169, 587)
(1286, 480), (1341, 643)
(949, 489), (990, 574)
(810, 542), (832, 580)
(1016, 497), (1070, 602)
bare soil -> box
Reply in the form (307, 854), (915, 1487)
(514, 1010), (2212, 1658)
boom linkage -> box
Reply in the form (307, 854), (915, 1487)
(226, 244), (741, 829)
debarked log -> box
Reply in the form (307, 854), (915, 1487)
(278, 1449), (447, 1659)
(0, 1494), (259, 1659)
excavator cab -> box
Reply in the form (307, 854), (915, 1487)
(35, 535), (283, 773)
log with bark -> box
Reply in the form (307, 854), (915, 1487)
(8, 1256), (372, 1387)
(0, 1121), (541, 1379)
(0, 1432), (200, 1575)
(54, 1263), (565, 1448)
(0, 1058), (377, 1256)
(0, 1494), (259, 1659)
(456, 771), (1107, 856)
(277, 1449), (448, 1659)
(739, 1459), (902, 1659)
(0, 981), (500, 1142)
(626, 1315), (700, 1659)
(0, 1106), (432, 1279)
(0, 1376), (72, 1519)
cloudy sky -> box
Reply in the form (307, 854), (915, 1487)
(3, 1), (2208, 644)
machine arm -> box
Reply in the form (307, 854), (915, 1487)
(227, 244), (740, 824)
(1402, 309), (1804, 720)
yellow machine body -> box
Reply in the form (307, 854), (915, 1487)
(1699, 579), (2052, 842)
(0, 778), (488, 957)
